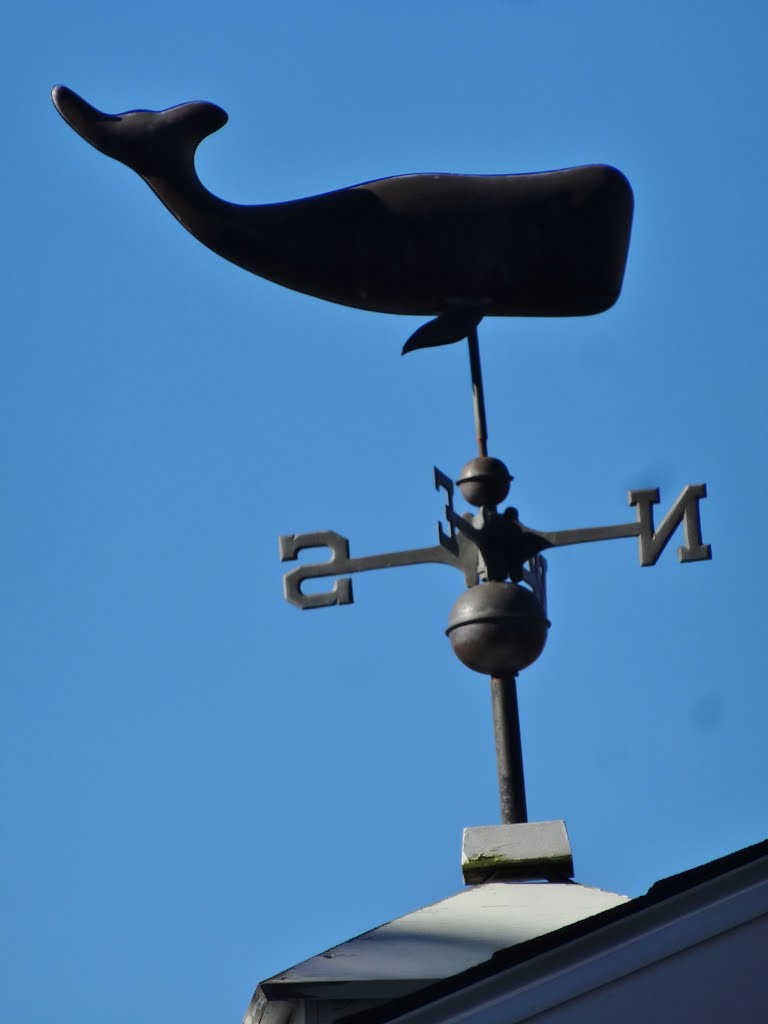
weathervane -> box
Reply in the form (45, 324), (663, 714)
(52, 85), (711, 829)
(279, 330), (710, 822)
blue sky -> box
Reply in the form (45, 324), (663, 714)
(3, 1), (768, 1021)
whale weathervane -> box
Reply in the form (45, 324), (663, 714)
(51, 85), (633, 352)
(51, 82), (711, 848)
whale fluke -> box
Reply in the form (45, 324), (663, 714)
(51, 86), (634, 345)
(51, 85), (228, 181)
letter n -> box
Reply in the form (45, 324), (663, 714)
(628, 485), (712, 567)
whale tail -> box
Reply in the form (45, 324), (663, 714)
(51, 85), (228, 181)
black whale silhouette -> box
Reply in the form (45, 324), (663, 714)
(51, 85), (633, 351)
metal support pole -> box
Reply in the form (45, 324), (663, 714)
(490, 675), (528, 824)
(467, 327), (488, 457)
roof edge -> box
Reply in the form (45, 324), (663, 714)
(337, 838), (768, 1024)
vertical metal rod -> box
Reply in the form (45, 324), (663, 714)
(490, 675), (528, 824)
(467, 327), (488, 457)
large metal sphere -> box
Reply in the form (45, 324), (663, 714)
(446, 582), (549, 675)
(456, 457), (512, 507)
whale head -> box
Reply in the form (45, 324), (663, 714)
(51, 85), (228, 181)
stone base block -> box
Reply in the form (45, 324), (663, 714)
(462, 821), (574, 884)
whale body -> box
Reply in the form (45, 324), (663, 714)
(51, 86), (633, 348)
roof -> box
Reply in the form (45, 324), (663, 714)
(339, 838), (768, 1024)
(243, 839), (768, 1024)
(261, 881), (628, 1000)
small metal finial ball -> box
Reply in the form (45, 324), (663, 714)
(446, 582), (550, 676)
(456, 457), (513, 507)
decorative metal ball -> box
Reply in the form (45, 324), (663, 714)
(446, 582), (550, 676)
(456, 456), (513, 507)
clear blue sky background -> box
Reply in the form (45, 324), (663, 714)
(3, 1), (767, 1021)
